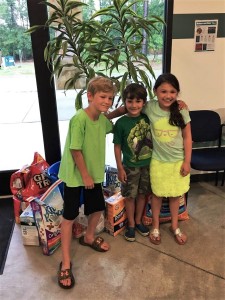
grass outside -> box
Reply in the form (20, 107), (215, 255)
(0, 62), (35, 76)
(0, 57), (162, 77)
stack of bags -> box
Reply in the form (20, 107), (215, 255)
(10, 153), (64, 256)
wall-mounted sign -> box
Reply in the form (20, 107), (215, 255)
(194, 20), (218, 52)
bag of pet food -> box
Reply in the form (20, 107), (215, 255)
(10, 152), (51, 202)
(103, 165), (121, 196)
(28, 179), (63, 255)
(142, 194), (189, 225)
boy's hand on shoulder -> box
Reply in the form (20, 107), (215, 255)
(177, 100), (189, 110)
(104, 112), (110, 119)
(105, 106), (126, 120)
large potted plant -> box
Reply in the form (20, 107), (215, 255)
(27, 0), (165, 109)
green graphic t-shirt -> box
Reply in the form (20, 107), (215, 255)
(113, 114), (153, 167)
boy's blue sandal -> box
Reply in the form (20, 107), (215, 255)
(58, 262), (75, 289)
(79, 236), (108, 252)
(135, 223), (150, 236)
(124, 227), (135, 242)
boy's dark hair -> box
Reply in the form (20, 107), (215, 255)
(122, 83), (147, 103)
(154, 73), (185, 129)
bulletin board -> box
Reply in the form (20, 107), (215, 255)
(194, 20), (218, 52)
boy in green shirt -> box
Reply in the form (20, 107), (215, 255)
(58, 77), (116, 289)
(113, 83), (152, 242)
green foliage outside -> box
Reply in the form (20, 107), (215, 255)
(0, 0), (32, 60)
(148, 0), (164, 59)
(0, 0), (164, 63)
(82, 0), (164, 60)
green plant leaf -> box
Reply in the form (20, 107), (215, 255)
(75, 89), (85, 110)
(120, 72), (129, 98)
(25, 25), (43, 34)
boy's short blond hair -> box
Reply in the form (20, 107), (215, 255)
(87, 76), (117, 95)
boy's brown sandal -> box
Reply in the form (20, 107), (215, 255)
(58, 262), (75, 289)
(79, 236), (109, 252)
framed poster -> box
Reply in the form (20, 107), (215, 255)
(194, 20), (218, 52)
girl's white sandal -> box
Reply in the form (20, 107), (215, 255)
(170, 227), (187, 245)
(149, 228), (161, 245)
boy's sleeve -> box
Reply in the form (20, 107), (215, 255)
(105, 116), (113, 134)
(113, 119), (122, 145)
(69, 116), (85, 150)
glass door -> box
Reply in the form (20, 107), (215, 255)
(0, 0), (45, 195)
(0, 62), (44, 171)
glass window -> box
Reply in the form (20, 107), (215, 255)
(55, 0), (165, 168)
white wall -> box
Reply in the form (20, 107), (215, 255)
(172, 0), (225, 122)
(174, 0), (225, 14)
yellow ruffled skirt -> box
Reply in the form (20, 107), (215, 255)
(150, 159), (190, 197)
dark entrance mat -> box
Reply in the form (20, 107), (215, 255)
(0, 197), (15, 275)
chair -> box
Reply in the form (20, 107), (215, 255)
(190, 110), (225, 186)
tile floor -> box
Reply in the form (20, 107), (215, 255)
(0, 181), (225, 300)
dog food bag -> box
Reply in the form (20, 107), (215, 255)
(28, 180), (63, 255)
(142, 194), (189, 225)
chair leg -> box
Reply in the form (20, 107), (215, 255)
(222, 170), (225, 186)
(215, 171), (218, 186)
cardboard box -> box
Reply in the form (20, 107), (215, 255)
(105, 192), (127, 225)
(13, 195), (29, 224)
(105, 192), (127, 236)
(20, 205), (40, 246)
(105, 218), (127, 237)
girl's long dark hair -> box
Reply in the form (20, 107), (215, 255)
(169, 101), (185, 129)
(154, 73), (185, 129)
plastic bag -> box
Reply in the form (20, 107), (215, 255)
(73, 205), (105, 238)
(10, 152), (51, 201)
